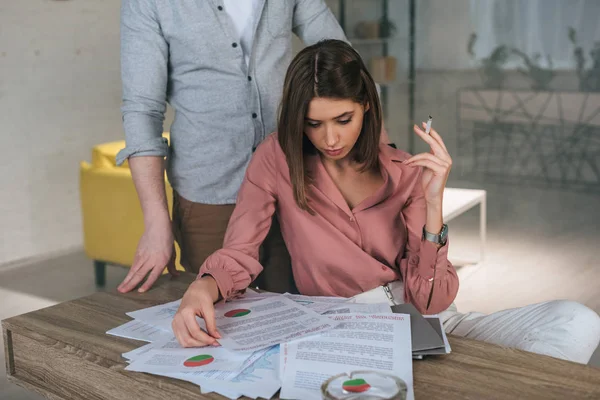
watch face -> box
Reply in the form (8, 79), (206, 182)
(440, 224), (448, 240)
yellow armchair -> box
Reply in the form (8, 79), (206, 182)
(79, 133), (184, 286)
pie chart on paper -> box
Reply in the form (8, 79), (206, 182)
(342, 378), (371, 393)
(224, 308), (251, 318)
(183, 354), (214, 367)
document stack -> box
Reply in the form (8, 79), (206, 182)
(106, 290), (450, 399)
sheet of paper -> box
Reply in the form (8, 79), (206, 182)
(107, 319), (172, 343)
(125, 346), (250, 374)
(122, 336), (183, 361)
(195, 345), (281, 400)
(199, 384), (242, 399)
(280, 313), (414, 400)
(162, 346), (280, 400)
(122, 342), (154, 361)
(126, 300), (181, 331)
(199, 385), (242, 399)
(323, 302), (392, 315)
(280, 342), (289, 383)
(282, 293), (349, 304)
(283, 293), (349, 314)
(206, 295), (338, 352)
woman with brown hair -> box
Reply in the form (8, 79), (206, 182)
(172, 40), (600, 364)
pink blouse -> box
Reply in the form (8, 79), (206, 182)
(199, 134), (459, 314)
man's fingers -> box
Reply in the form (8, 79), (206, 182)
(118, 258), (149, 293)
(138, 265), (165, 293)
(118, 256), (143, 291)
(167, 245), (180, 277)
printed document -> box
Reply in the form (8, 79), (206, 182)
(280, 313), (414, 400)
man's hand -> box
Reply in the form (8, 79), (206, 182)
(118, 215), (179, 293)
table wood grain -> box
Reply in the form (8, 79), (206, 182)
(3, 273), (600, 399)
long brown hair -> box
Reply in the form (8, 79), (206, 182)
(278, 39), (382, 212)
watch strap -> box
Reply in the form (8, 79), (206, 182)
(423, 224), (448, 245)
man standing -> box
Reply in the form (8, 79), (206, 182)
(116, 1), (349, 293)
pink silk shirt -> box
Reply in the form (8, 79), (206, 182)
(199, 134), (459, 314)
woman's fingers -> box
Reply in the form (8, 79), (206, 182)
(173, 316), (204, 348)
(184, 312), (218, 346)
(405, 159), (447, 175)
(405, 152), (448, 168)
(201, 304), (221, 340)
(413, 124), (446, 159)
(422, 122), (448, 153)
(173, 319), (185, 347)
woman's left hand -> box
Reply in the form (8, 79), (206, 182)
(404, 122), (452, 207)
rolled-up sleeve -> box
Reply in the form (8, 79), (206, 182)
(116, 0), (169, 166)
(199, 136), (279, 300)
(292, 0), (348, 45)
(397, 171), (459, 314)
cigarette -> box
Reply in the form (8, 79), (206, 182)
(425, 115), (433, 134)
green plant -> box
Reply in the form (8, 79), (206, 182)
(468, 33), (511, 89)
(511, 49), (555, 91)
(379, 17), (396, 38)
(569, 27), (600, 92)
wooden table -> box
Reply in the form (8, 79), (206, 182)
(3, 274), (600, 400)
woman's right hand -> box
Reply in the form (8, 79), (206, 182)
(172, 276), (222, 347)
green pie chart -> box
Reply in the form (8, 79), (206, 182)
(342, 378), (371, 393)
(183, 354), (214, 367)
(225, 308), (251, 318)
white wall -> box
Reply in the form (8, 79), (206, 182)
(0, 0), (125, 265)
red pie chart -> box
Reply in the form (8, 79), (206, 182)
(342, 378), (371, 393)
(225, 308), (251, 318)
(183, 354), (214, 367)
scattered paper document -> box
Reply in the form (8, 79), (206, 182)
(125, 346), (250, 374)
(323, 302), (392, 315)
(122, 336), (182, 361)
(283, 293), (348, 314)
(280, 313), (414, 400)
(208, 295), (338, 352)
(184, 345), (281, 400)
(126, 300), (181, 331)
(107, 319), (172, 343)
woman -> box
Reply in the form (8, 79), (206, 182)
(173, 40), (600, 364)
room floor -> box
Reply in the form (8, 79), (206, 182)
(1, 180), (599, 399)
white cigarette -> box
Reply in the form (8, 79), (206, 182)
(425, 115), (433, 134)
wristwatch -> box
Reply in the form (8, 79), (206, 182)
(423, 224), (448, 245)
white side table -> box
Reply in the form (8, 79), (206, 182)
(442, 188), (487, 264)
